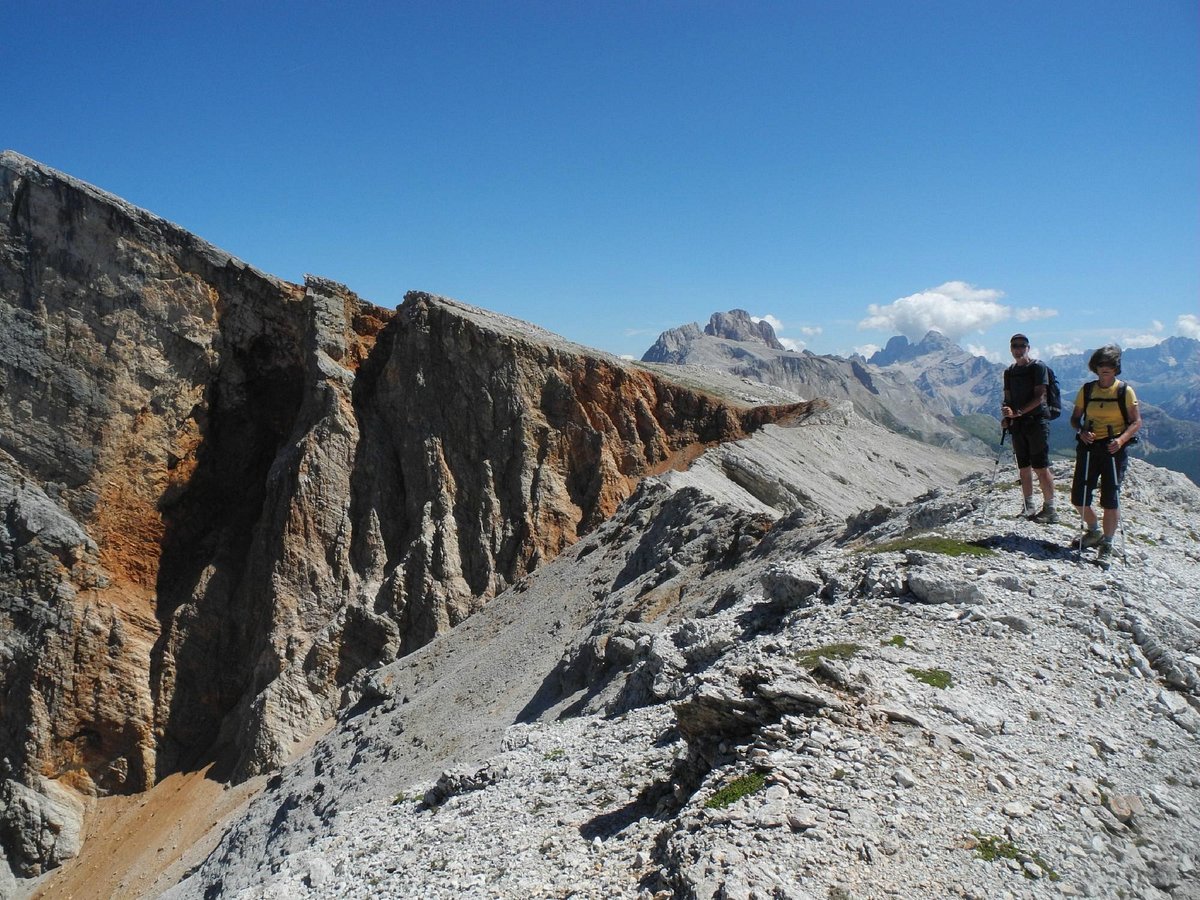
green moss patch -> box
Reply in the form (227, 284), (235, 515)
(793, 642), (862, 670)
(868, 535), (996, 558)
(907, 667), (953, 689)
(704, 772), (767, 809)
(971, 832), (1059, 881)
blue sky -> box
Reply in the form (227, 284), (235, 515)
(5, 1), (1197, 362)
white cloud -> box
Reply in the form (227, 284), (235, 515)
(751, 314), (785, 331)
(858, 281), (1010, 341)
(1120, 332), (1165, 349)
(750, 313), (810, 350)
(1152, 320), (1164, 332)
(1016, 306), (1058, 322)
(1178, 314), (1200, 340)
(619, 354), (636, 361)
(966, 343), (1004, 363)
(1043, 342), (1081, 358)
(854, 343), (882, 358)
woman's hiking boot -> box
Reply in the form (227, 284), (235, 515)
(1080, 529), (1104, 549)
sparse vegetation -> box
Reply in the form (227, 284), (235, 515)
(971, 831), (1059, 881)
(392, 792), (408, 805)
(704, 772), (767, 809)
(794, 642), (862, 669)
(882, 634), (907, 648)
(868, 535), (996, 558)
(907, 667), (953, 689)
(543, 748), (566, 761)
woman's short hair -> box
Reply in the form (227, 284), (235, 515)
(1088, 344), (1122, 375)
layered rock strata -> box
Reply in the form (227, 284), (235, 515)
(0, 151), (799, 878)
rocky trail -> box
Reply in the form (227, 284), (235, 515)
(137, 451), (1200, 900)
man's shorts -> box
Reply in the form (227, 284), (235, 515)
(1011, 420), (1050, 470)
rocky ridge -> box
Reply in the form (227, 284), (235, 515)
(137, 436), (1200, 900)
(0, 151), (801, 883)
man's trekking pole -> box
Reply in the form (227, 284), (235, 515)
(979, 427), (1008, 523)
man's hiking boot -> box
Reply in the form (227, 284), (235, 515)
(1032, 506), (1059, 524)
(1080, 530), (1104, 549)
(1096, 541), (1114, 569)
(1018, 498), (1038, 519)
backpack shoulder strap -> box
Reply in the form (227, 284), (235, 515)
(1082, 381), (1131, 424)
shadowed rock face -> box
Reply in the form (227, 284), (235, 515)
(0, 152), (800, 875)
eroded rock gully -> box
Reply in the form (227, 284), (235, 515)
(0, 151), (800, 877)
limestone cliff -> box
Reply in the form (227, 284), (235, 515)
(0, 152), (799, 878)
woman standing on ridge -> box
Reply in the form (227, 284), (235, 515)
(1070, 345), (1141, 566)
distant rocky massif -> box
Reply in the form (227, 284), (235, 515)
(1, 152), (1198, 900)
(642, 312), (988, 455)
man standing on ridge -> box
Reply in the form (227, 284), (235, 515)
(1000, 333), (1057, 522)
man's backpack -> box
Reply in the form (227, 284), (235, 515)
(1004, 361), (1060, 420)
(1044, 365), (1062, 420)
(1083, 380), (1138, 444)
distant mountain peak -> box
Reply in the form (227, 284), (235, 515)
(869, 330), (959, 366)
(703, 309), (785, 350)
(916, 329), (953, 350)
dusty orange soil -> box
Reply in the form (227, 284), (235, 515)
(29, 768), (265, 900)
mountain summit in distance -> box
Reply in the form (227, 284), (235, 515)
(868, 330), (956, 366)
(641, 312), (986, 454)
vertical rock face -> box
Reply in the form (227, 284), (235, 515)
(0, 152), (798, 875)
